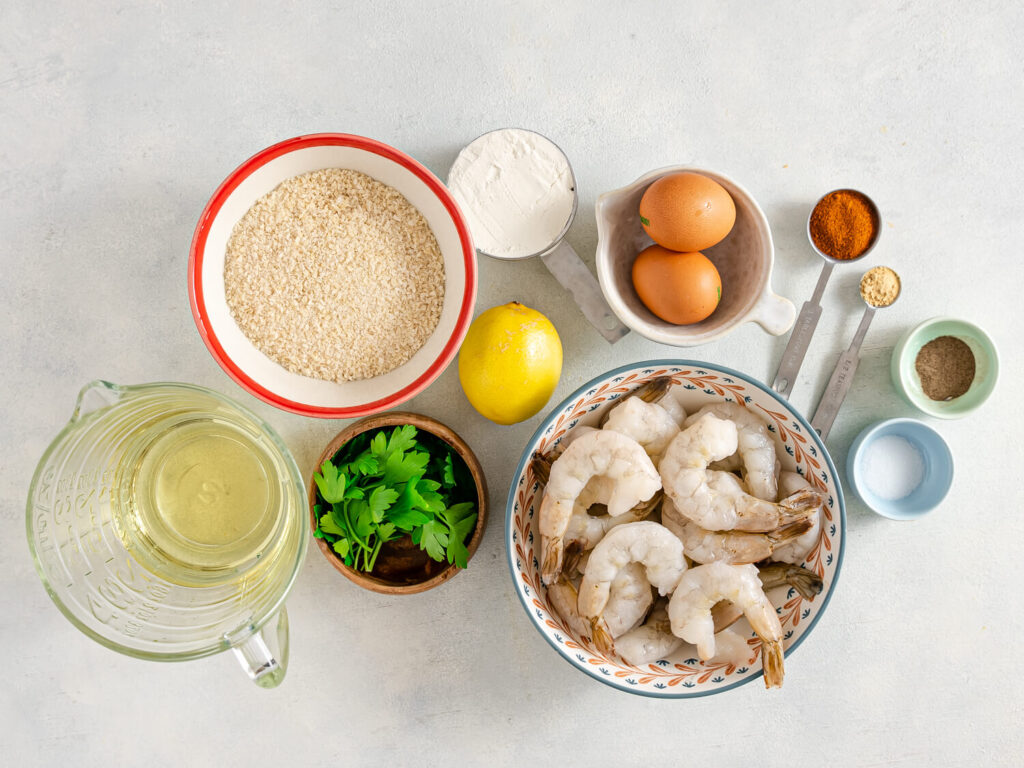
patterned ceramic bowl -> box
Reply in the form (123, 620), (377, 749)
(595, 168), (795, 346)
(505, 360), (845, 697)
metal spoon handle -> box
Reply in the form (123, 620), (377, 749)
(772, 262), (835, 398)
(541, 240), (629, 343)
(810, 306), (876, 440)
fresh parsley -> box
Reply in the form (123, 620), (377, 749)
(312, 425), (479, 572)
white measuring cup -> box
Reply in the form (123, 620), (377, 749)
(448, 128), (629, 343)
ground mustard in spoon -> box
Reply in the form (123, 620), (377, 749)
(810, 266), (902, 440)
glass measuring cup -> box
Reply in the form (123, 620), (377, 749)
(25, 381), (307, 688)
(771, 189), (881, 398)
(447, 128), (629, 343)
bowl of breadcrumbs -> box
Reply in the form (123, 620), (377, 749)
(188, 133), (477, 417)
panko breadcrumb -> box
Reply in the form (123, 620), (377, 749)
(223, 169), (445, 382)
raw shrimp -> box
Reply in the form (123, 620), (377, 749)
(590, 561), (655, 654)
(562, 490), (662, 560)
(578, 521), (686, 623)
(684, 402), (779, 500)
(555, 425), (597, 455)
(668, 561), (786, 688)
(661, 496), (813, 564)
(660, 413), (821, 532)
(706, 629), (752, 666)
(538, 430), (661, 585)
(546, 577), (593, 642)
(771, 471), (823, 565)
(601, 376), (686, 424)
(531, 453), (661, 578)
(615, 599), (683, 665)
(547, 565), (652, 653)
(710, 562), (824, 633)
(602, 396), (680, 461)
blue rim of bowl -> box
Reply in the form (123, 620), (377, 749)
(846, 417), (953, 519)
(504, 359), (847, 698)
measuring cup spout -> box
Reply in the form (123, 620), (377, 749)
(71, 380), (126, 421)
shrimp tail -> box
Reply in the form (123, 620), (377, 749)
(598, 376), (674, 427)
(760, 639), (785, 689)
(776, 489), (825, 527)
(711, 599), (742, 634)
(541, 536), (564, 586)
(530, 452), (551, 486)
(635, 376), (674, 404)
(758, 563), (824, 600)
(590, 617), (615, 656)
(766, 517), (814, 546)
(632, 489), (664, 520)
(562, 540), (583, 577)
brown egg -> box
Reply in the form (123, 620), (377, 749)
(631, 245), (722, 325)
(639, 172), (736, 252)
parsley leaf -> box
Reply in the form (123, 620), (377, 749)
(313, 460), (347, 504)
(382, 448), (429, 485)
(318, 512), (346, 537)
(442, 453), (457, 488)
(417, 519), (449, 561)
(384, 424), (418, 458)
(368, 485), (399, 522)
(311, 424), (479, 574)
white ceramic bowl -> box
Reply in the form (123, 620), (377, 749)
(188, 134), (477, 418)
(506, 360), (845, 696)
(596, 167), (795, 346)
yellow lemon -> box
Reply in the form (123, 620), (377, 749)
(458, 302), (562, 425)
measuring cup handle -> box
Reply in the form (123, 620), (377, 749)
(230, 605), (290, 689)
(540, 240), (629, 343)
(749, 287), (796, 336)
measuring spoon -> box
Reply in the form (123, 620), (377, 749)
(448, 128), (629, 343)
(771, 189), (881, 398)
(810, 267), (902, 440)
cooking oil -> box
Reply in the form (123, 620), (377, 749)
(118, 416), (285, 586)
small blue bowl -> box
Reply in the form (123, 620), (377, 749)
(846, 418), (953, 520)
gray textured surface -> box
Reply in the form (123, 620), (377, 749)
(2, 1), (1021, 765)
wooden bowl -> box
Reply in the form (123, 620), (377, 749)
(308, 411), (487, 594)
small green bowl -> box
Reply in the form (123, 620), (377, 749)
(891, 317), (998, 418)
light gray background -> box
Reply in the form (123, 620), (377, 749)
(3, 2), (1021, 766)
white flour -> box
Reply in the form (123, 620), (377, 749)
(447, 128), (575, 259)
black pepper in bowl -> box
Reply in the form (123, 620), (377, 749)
(915, 336), (975, 401)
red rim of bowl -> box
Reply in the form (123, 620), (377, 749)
(187, 133), (478, 418)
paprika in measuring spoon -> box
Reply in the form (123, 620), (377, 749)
(771, 188), (882, 398)
(809, 190), (880, 261)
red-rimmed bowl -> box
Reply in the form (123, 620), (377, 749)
(188, 133), (477, 418)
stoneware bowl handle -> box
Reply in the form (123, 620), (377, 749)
(749, 288), (796, 336)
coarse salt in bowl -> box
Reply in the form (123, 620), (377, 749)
(846, 417), (954, 520)
(188, 134), (477, 418)
(507, 360), (846, 697)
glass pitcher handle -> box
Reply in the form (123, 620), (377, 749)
(230, 606), (290, 689)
